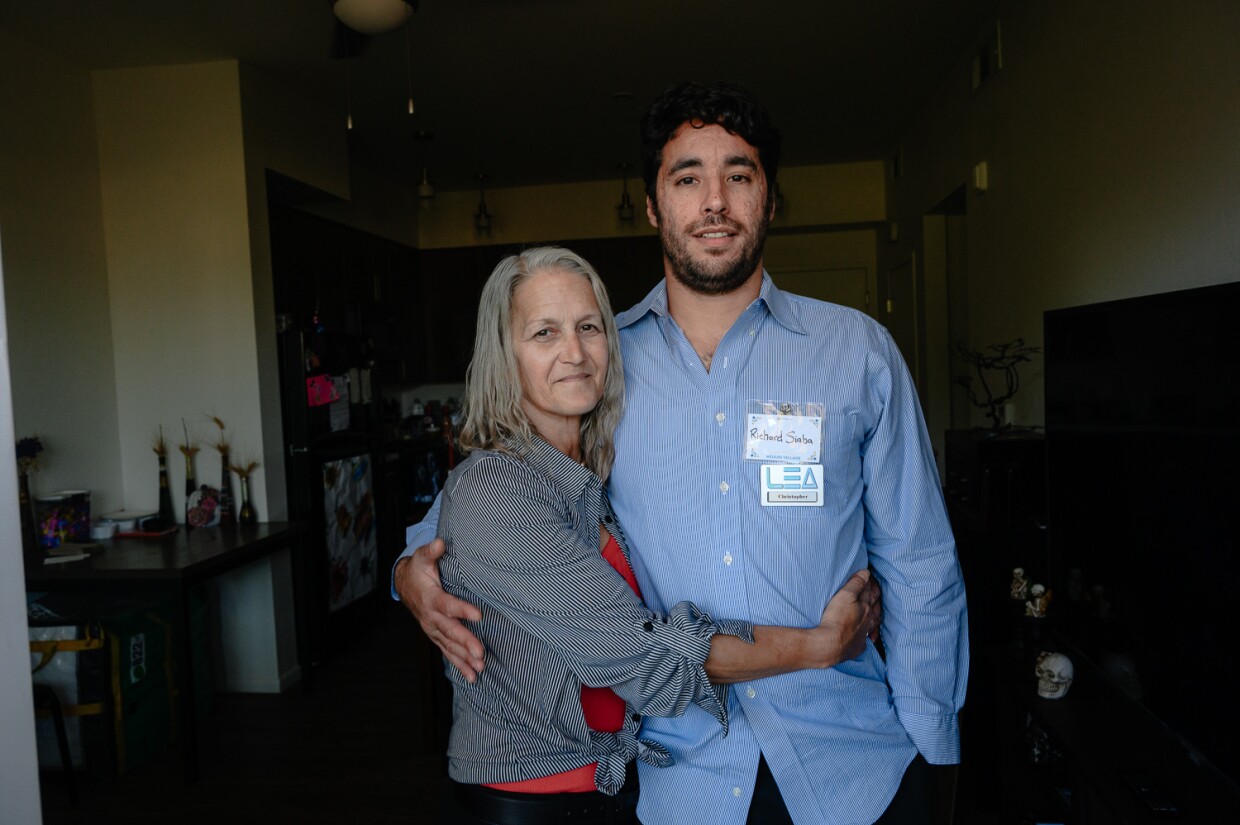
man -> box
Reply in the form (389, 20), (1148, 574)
(396, 81), (968, 825)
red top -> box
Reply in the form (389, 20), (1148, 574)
(484, 529), (642, 793)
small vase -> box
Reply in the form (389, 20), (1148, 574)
(218, 450), (235, 525)
(238, 476), (257, 524)
(184, 454), (197, 529)
(157, 455), (176, 526)
(18, 473), (39, 556)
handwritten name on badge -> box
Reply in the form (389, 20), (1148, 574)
(746, 414), (821, 463)
(761, 464), (825, 507)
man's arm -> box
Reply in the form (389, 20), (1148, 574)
(863, 330), (969, 764)
(391, 491), (485, 682)
(394, 543), (485, 681)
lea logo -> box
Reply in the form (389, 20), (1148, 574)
(761, 464), (825, 507)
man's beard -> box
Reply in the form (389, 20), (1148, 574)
(659, 211), (770, 296)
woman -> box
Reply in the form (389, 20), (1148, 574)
(437, 247), (875, 825)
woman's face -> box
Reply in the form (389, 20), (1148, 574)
(511, 268), (609, 444)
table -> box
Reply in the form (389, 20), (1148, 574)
(24, 522), (312, 782)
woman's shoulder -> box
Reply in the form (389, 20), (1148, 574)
(445, 448), (554, 508)
(439, 448), (575, 563)
(452, 447), (534, 482)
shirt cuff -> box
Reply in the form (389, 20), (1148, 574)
(389, 522), (437, 601)
(893, 701), (961, 764)
(663, 602), (754, 734)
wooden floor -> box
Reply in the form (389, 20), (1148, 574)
(37, 596), (1001, 825)
(38, 597), (454, 825)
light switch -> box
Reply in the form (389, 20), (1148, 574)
(973, 161), (989, 193)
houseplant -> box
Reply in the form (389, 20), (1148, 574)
(954, 338), (1041, 430)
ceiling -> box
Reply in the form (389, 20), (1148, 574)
(0, 0), (1000, 194)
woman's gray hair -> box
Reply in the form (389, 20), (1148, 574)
(456, 246), (625, 478)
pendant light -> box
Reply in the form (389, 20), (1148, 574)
(474, 175), (493, 233)
(615, 162), (635, 222)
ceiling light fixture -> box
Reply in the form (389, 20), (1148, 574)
(345, 64), (354, 130)
(333, 0), (416, 35)
(405, 23), (415, 115)
(474, 174), (492, 234)
(417, 167), (435, 201)
(413, 131), (434, 209)
(616, 162), (635, 222)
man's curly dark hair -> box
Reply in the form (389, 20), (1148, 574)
(639, 81), (782, 210)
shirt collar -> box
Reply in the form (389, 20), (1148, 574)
(615, 279), (669, 330)
(506, 433), (600, 503)
(616, 271), (807, 336)
(757, 272), (807, 335)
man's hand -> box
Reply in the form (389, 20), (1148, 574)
(393, 539), (486, 682)
(817, 568), (883, 665)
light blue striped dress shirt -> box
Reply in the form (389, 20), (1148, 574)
(611, 274), (967, 825)
(400, 273), (968, 825)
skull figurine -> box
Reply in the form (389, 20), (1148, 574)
(1035, 651), (1074, 699)
(1010, 567), (1029, 601)
(1025, 584), (1051, 618)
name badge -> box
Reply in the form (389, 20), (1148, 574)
(760, 464), (825, 507)
(746, 414), (821, 463)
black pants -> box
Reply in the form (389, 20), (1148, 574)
(442, 765), (639, 825)
(745, 753), (935, 825)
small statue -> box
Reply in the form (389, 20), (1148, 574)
(1036, 651), (1074, 699)
(1025, 583), (1052, 618)
(1010, 567), (1029, 601)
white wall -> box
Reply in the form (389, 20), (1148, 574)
(93, 61), (269, 521)
(0, 235), (43, 825)
(0, 32), (122, 514)
(888, 0), (1240, 426)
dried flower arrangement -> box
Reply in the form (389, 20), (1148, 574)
(208, 415), (235, 525)
(209, 415), (230, 456)
(178, 419), (200, 463)
(230, 457), (261, 523)
(230, 458), (261, 480)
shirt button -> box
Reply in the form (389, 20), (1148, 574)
(715, 411), (726, 424)
(631, 713), (642, 722)
(733, 787), (743, 797)
(719, 481), (730, 494)
(746, 687), (756, 699)
(723, 552), (733, 566)
(749, 328), (756, 337)
(643, 621), (654, 632)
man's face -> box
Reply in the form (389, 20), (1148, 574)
(647, 122), (773, 296)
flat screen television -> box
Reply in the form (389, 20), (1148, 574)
(1043, 280), (1240, 793)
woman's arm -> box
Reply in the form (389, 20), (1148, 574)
(705, 569), (878, 683)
